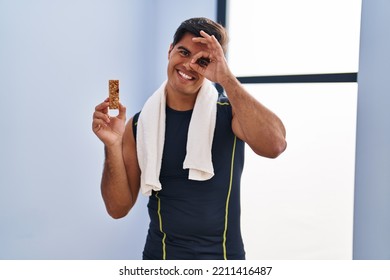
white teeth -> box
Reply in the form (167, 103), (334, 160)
(178, 71), (193, 80)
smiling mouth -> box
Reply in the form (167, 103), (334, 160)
(178, 70), (195, 81)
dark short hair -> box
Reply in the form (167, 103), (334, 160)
(172, 17), (228, 54)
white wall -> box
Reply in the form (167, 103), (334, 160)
(353, 0), (390, 259)
(0, 0), (152, 260)
(0, 0), (216, 259)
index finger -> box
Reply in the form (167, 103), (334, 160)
(95, 99), (110, 112)
(193, 30), (215, 41)
(191, 51), (211, 65)
(193, 31), (222, 52)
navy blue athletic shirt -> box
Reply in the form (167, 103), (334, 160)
(133, 95), (245, 260)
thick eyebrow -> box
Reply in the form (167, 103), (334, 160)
(177, 46), (191, 54)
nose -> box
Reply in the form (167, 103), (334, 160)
(183, 60), (192, 70)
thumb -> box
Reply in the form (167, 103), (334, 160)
(118, 102), (127, 120)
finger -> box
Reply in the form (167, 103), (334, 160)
(191, 51), (211, 64)
(95, 100), (110, 112)
(117, 102), (127, 120)
(192, 30), (212, 44)
(194, 32), (222, 52)
(93, 111), (110, 124)
(189, 60), (207, 76)
(200, 31), (219, 45)
(92, 119), (108, 133)
(200, 30), (210, 36)
(199, 30), (213, 40)
(93, 118), (108, 128)
(193, 30), (215, 43)
(192, 37), (208, 45)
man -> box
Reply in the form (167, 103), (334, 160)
(92, 17), (286, 260)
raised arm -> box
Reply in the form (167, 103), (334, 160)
(220, 77), (286, 158)
(92, 100), (140, 218)
(190, 31), (287, 158)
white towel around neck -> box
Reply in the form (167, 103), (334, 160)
(136, 79), (218, 196)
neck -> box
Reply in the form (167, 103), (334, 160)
(166, 90), (198, 111)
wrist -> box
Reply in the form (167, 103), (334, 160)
(219, 73), (239, 91)
(104, 141), (123, 154)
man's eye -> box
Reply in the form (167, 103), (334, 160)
(180, 50), (189, 56)
(197, 57), (210, 67)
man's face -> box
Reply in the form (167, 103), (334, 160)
(166, 32), (209, 98)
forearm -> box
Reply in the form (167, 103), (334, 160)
(101, 144), (133, 219)
(221, 74), (287, 158)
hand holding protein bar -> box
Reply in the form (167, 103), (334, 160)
(91, 79), (126, 147)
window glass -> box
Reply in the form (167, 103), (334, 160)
(240, 83), (357, 259)
(228, 0), (362, 76)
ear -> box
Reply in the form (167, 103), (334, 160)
(168, 44), (173, 59)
